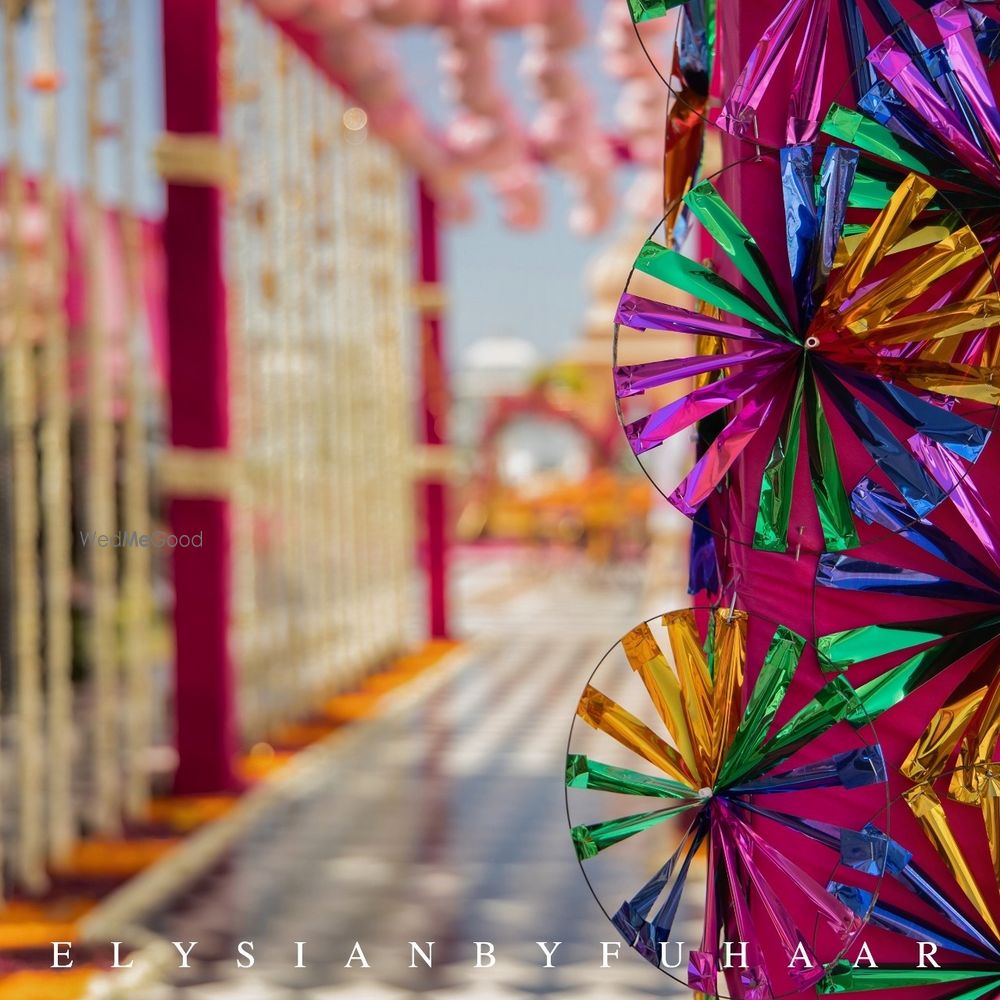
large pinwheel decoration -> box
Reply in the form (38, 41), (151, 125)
(615, 145), (998, 554)
(566, 609), (893, 999)
(814, 506), (1000, 997)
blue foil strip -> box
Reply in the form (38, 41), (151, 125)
(840, 0), (876, 98)
(817, 552), (1000, 604)
(849, 478), (1000, 593)
(814, 146), (859, 299)
(829, 884), (994, 961)
(781, 145), (818, 332)
(831, 364), (989, 462)
(678, 0), (710, 94)
(815, 364), (947, 516)
(727, 745), (886, 795)
(839, 822), (911, 876)
(688, 503), (720, 596)
(859, 78), (960, 159)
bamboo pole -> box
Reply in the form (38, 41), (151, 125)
(83, 0), (122, 834)
(4, 0), (47, 894)
(35, 0), (76, 864)
(117, 0), (155, 820)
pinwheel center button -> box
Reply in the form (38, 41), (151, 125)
(804, 335), (820, 349)
(697, 786), (713, 800)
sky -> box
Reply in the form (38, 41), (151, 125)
(393, 3), (635, 367)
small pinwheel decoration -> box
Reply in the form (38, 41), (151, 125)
(566, 608), (891, 999)
(615, 146), (997, 554)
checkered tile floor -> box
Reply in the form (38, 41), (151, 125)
(133, 551), (696, 998)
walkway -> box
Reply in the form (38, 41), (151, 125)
(131, 548), (694, 999)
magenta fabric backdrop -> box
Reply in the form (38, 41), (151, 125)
(703, 5), (1000, 998)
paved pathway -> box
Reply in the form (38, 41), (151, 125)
(134, 550), (695, 999)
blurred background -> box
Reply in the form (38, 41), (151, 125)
(0, 1), (701, 996)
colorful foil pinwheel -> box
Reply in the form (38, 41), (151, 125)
(615, 148), (998, 554)
(566, 609), (891, 999)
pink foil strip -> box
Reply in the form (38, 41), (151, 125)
(711, 809), (772, 1000)
(910, 433), (1000, 571)
(935, 0), (1000, 165)
(615, 345), (790, 398)
(868, 35), (1000, 184)
(720, 802), (863, 947)
(717, 805), (826, 990)
(716, 0), (813, 139)
(616, 293), (774, 341)
(786, 0), (831, 144)
(669, 383), (786, 515)
(624, 360), (791, 453)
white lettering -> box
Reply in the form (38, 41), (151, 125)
(917, 941), (939, 969)
(52, 942), (73, 969)
(345, 942), (370, 968)
(111, 942), (134, 969)
(172, 942), (198, 969)
(788, 942), (814, 968)
(536, 941), (561, 968)
(409, 942), (434, 968)
(854, 942), (879, 969)
(660, 941), (684, 969)
(722, 940), (748, 969)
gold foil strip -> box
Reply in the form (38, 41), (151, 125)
(901, 687), (986, 786)
(951, 675), (1000, 804)
(823, 173), (936, 311)
(622, 623), (699, 776)
(709, 609), (747, 782)
(839, 226), (981, 332)
(904, 783), (1000, 940)
(861, 296), (1000, 344)
(663, 610), (715, 784)
(983, 793), (1000, 893)
(577, 685), (695, 787)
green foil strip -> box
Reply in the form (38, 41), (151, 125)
(806, 369), (860, 551)
(821, 104), (939, 176)
(717, 626), (805, 788)
(565, 754), (695, 799)
(633, 240), (793, 340)
(845, 621), (1000, 727)
(753, 369), (804, 552)
(752, 673), (859, 776)
(683, 181), (794, 336)
(570, 801), (699, 860)
(819, 959), (1000, 994)
(704, 0), (716, 79)
(627, 0), (688, 23)
(817, 618), (972, 671)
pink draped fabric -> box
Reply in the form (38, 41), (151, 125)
(713, 6), (995, 997)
